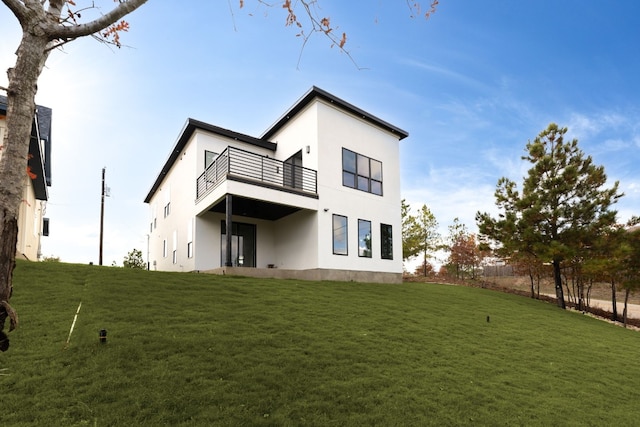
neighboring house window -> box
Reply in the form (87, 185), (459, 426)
(358, 219), (372, 258)
(162, 239), (167, 258)
(150, 222), (153, 233)
(205, 150), (219, 169)
(381, 224), (393, 260)
(342, 148), (383, 196)
(172, 250), (177, 264)
(164, 202), (171, 218)
(187, 242), (193, 258)
(333, 214), (348, 255)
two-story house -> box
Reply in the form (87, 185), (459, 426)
(144, 87), (407, 283)
(0, 95), (52, 260)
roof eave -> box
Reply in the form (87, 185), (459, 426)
(261, 86), (409, 141)
(144, 118), (277, 203)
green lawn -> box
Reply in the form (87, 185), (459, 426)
(2, 260), (640, 426)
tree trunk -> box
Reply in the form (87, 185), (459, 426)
(529, 270), (535, 298)
(0, 30), (51, 350)
(623, 288), (630, 329)
(552, 260), (566, 309)
(610, 280), (618, 322)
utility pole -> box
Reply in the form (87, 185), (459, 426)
(99, 167), (106, 266)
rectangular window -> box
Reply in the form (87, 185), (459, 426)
(172, 250), (177, 264)
(358, 219), (372, 258)
(205, 150), (219, 169)
(187, 219), (193, 258)
(332, 214), (348, 255)
(381, 223), (393, 260)
(162, 239), (167, 258)
(163, 202), (171, 218)
(342, 148), (383, 195)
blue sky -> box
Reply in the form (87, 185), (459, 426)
(2, 1), (640, 267)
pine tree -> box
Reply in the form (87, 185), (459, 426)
(477, 123), (622, 309)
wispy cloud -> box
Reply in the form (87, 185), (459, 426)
(400, 58), (490, 91)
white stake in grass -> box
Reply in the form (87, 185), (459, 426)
(65, 302), (82, 348)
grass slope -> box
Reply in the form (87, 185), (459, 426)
(2, 260), (640, 426)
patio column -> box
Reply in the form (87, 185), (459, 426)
(225, 194), (233, 267)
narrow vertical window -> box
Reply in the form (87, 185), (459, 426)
(381, 224), (393, 260)
(162, 239), (167, 258)
(358, 219), (372, 258)
(342, 148), (356, 188)
(187, 219), (194, 258)
(370, 160), (383, 196)
(172, 231), (177, 264)
(332, 214), (348, 255)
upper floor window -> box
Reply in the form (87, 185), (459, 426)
(342, 148), (383, 196)
(205, 150), (219, 169)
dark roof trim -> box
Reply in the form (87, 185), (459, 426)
(261, 86), (409, 141)
(144, 119), (277, 203)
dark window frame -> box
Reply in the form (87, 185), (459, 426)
(358, 219), (372, 258)
(381, 223), (393, 260)
(332, 214), (348, 256)
(342, 148), (383, 196)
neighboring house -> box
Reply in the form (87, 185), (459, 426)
(0, 95), (52, 260)
(144, 87), (408, 283)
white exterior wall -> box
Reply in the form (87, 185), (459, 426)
(273, 210), (318, 269)
(149, 134), (197, 271)
(257, 98), (403, 274)
(193, 211), (220, 271)
(150, 129), (279, 271)
(314, 101), (403, 274)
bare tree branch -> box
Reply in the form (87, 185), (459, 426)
(46, 0), (148, 41)
(1, 0), (27, 21)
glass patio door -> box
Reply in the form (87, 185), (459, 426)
(220, 221), (256, 267)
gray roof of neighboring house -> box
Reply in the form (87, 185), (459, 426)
(144, 87), (409, 204)
(0, 95), (52, 200)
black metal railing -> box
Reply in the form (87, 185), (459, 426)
(196, 146), (317, 200)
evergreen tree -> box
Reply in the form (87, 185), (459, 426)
(476, 123), (622, 309)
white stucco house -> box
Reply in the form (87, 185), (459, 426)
(0, 95), (52, 261)
(144, 87), (408, 283)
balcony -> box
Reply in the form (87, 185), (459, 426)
(196, 146), (318, 202)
